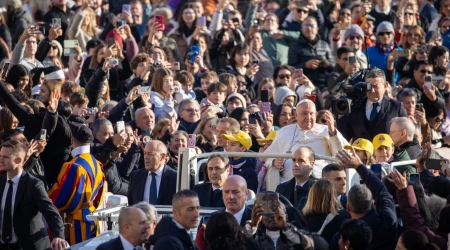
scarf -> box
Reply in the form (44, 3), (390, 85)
(229, 157), (247, 167)
(375, 39), (396, 53)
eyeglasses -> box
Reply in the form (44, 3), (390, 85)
(378, 31), (392, 36)
(348, 35), (361, 40)
(278, 74), (291, 79)
(182, 108), (200, 113)
(420, 70), (432, 74)
(435, 117), (445, 123)
(296, 9), (309, 14)
(302, 23), (316, 28)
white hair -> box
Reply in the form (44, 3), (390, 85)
(391, 117), (415, 140)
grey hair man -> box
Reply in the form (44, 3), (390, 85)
(133, 202), (159, 238)
(389, 117), (421, 159)
(135, 107), (156, 134)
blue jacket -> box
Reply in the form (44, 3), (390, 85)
(365, 46), (402, 82)
(330, 165), (397, 250)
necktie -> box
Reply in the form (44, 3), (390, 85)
(2, 180), (13, 243)
(370, 102), (379, 121)
(149, 173), (158, 205)
(212, 189), (222, 206)
(294, 185), (303, 207)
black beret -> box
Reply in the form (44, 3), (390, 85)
(70, 122), (94, 144)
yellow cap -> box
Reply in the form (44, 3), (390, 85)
(222, 130), (253, 150)
(257, 130), (277, 143)
(344, 138), (374, 155)
(372, 134), (394, 150)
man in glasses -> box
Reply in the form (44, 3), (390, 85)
(327, 46), (359, 91)
(365, 21), (398, 73)
(337, 68), (408, 141)
(404, 60), (445, 111)
(288, 16), (334, 91)
(331, 24), (367, 68)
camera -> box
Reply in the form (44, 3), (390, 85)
(153, 60), (161, 67)
(330, 69), (372, 116)
(109, 58), (119, 66)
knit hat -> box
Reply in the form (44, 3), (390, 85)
(6, 0), (21, 9)
(43, 66), (65, 81)
(226, 93), (247, 107)
(105, 29), (123, 49)
(376, 21), (394, 36)
(343, 24), (365, 40)
(365, 15), (376, 22)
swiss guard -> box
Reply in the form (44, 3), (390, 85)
(48, 123), (105, 245)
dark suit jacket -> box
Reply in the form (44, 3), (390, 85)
(275, 176), (317, 207)
(96, 236), (124, 250)
(220, 205), (252, 227)
(337, 97), (407, 141)
(0, 171), (64, 250)
(193, 182), (225, 207)
(127, 165), (177, 206)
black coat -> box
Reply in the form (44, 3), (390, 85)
(275, 176), (318, 207)
(96, 236), (125, 250)
(404, 78), (446, 111)
(303, 210), (351, 243)
(193, 182), (225, 207)
(337, 96), (408, 141)
(149, 216), (199, 250)
(220, 205), (253, 227)
(399, 140), (422, 159)
(127, 165), (177, 205)
(0, 171), (64, 250)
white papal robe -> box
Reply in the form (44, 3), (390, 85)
(264, 123), (349, 191)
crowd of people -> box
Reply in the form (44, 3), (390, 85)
(0, 0), (450, 249)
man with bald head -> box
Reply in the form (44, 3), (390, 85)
(127, 140), (177, 205)
(222, 175), (252, 227)
(132, 107), (156, 136)
(264, 99), (348, 191)
(97, 207), (150, 249)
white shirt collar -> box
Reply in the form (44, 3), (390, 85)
(7, 169), (23, 184)
(366, 98), (383, 109)
(226, 205), (246, 223)
(375, 5), (391, 15)
(119, 234), (137, 250)
(71, 145), (90, 157)
(148, 165), (165, 177)
(296, 178), (309, 187)
(173, 218), (191, 233)
(212, 184), (222, 191)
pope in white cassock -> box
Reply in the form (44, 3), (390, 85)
(264, 99), (349, 191)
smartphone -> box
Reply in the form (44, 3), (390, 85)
(39, 129), (47, 140)
(370, 164), (382, 179)
(188, 134), (196, 148)
(337, 22), (351, 30)
(249, 114), (257, 125)
(262, 102), (271, 113)
(52, 18), (61, 28)
(415, 103), (423, 110)
(253, 19), (260, 26)
(1, 62), (9, 79)
(424, 76), (433, 89)
(252, 59), (259, 65)
(107, 38), (115, 47)
(122, 4), (131, 13)
(116, 20), (125, 28)
(410, 173), (420, 184)
(34, 25), (45, 34)
(173, 85), (180, 93)
(256, 193), (279, 216)
(306, 94), (317, 102)
(261, 90), (269, 102)
(155, 15), (164, 31)
(425, 159), (449, 170)
(109, 58), (119, 66)
(211, 118), (217, 126)
(142, 135), (151, 145)
(294, 68), (303, 78)
(138, 86), (151, 94)
(397, 50), (409, 57)
(190, 45), (200, 63)
(198, 16), (206, 26)
(223, 11), (229, 22)
(63, 40), (79, 56)
(231, 17), (239, 24)
(86, 107), (95, 115)
(295, 0), (309, 7)
(172, 62), (180, 71)
(348, 56), (356, 65)
(116, 121), (125, 133)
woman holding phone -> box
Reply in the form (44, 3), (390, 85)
(150, 68), (177, 120)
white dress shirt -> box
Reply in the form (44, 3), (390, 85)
(365, 98), (383, 121)
(226, 205), (246, 225)
(294, 179), (309, 193)
(119, 234), (138, 250)
(71, 145), (90, 157)
(143, 166), (164, 203)
(0, 170), (23, 243)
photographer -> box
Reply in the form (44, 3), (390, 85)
(327, 46), (359, 91)
(337, 68), (407, 141)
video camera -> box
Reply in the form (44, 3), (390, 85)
(330, 69), (372, 116)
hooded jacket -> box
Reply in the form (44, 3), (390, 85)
(149, 216), (199, 250)
(390, 146), (416, 176)
(274, 86), (297, 106)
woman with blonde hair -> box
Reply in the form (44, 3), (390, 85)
(401, 25), (426, 50)
(193, 117), (218, 152)
(152, 118), (171, 140)
(150, 68), (176, 120)
(302, 179), (350, 243)
(67, 6), (99, 50)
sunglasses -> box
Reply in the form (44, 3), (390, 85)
(378, 31), (392, 36)
(348, 35), (361, 40)
(278, 74), (291, 79)
(435, 117), (445, 123)
(420, 69), (432, 74)
(296, 9), (309, 14)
